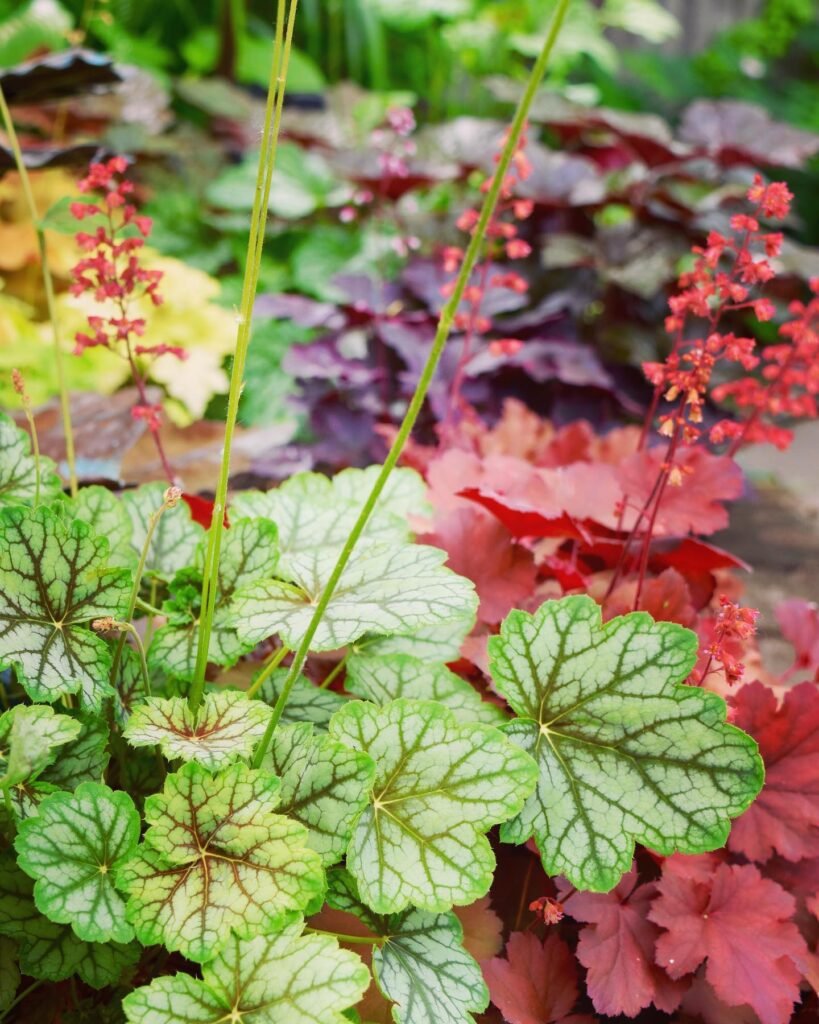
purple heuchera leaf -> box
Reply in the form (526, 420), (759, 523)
(679, 100), (819, 169)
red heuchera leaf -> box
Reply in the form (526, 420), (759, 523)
(775, 599), (819, 681)
(560, 869), (685, 1018)
(453, 895), (504, 963)
(618, 446), (743, 536)
(460, 487), (593, 543)
(425, 506), (537, 624)
(483, 932), (595, 1024)
(603, 568), (697, 628)
(679, 973), (761, 1024)
(182, 493), (229, 529)
(728, 681), (819, 862)
(650, 854), (808, 1024)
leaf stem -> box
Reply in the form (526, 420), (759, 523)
(116, 621), (152, 698)
(0, 84), (77, 498)
(251, 0), (572, 769)
(319, 653), (348, 690)
(0, 978), (43, 1022)
(304, 926), (384, 946)
(188, 0), (299, 713)
(245, 644), (290, 700)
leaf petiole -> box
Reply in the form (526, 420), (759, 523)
(304, 926), (384, 946)
(245, 644), (291, 700)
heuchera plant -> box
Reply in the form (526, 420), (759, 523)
(1, 11), (819, 1024)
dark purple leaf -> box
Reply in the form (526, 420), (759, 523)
(282, 335), (378, 387)
(401, 258), (529, 317)
(254, 293), (345, 329)
(680, 100), (819, 169)
(1, 49), (120, 104)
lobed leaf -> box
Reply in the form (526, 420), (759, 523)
(490, 595), (764, 891)
(0, 703), (81, 787)
(0, 853), (138, 988)
(0, 504), (132, 708)
(118, 761), (325, 962)
(72, 485), (136, 567)
(329, 699), (537, 913)
(345, 652), (505, 725)
(0, 411), (62, 508)
(259, 669), (347, 731)
(15, 781), (140, 943)
(122, 914), (369, 1024)
(263, 722), (375, 865)
(231, 544), (477, 652)
(38, 711), (110, 789)
(327, 867), (489, 1024)
(124, 690), (273, 770)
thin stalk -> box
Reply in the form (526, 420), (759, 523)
(304, 927), (383, 946)
(14, 373), (41, 507)
(188, 0), (298, 713)
(319, 653), (348, 689)
(0, 84), (77, 497)
(245, 644), (290, 700)
(110, 491), (177, 686)
(0, 979), (43, 1022)
(117, 621), (152, 698)
(251, 0), (572, 769)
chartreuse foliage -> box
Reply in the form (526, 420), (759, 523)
(490, 595), (765, 891)
(329, 699), (537, 913)
(327, 867), (488, 1024)
(118, 761), (325, 962)
(121, 914), (369, 1024)
(0, 704), (81, 788)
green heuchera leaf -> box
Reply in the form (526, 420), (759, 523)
(262, 722), (375, 865)
(15, 782), (140, 943)
(0, 936), (19, 1011)
(0, 853), (139, 988)
(327, 868), (488, 1024)
(349, 616), (473, 667)
(260, 669), (347, 731)
(345, 652), (504, 726)
(122, 483), (204, 580)
(39, 712), (110, 789)
(124, 690), (273, 770)
(0, 704), (81, 787)
(329, 699), (537, 913)
(122, 914), (369, 1024)
(118, 761), (325, 962)
(490, 595), (765, 891)
(232, 466), (427, 574)
(148, 518), (278, 680)
(0, 411), (62, 508)
(72, 485), (136, 568)
(231, 544), (477, 652)
(0, 505), (132, 708)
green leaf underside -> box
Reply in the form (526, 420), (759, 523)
(39, 712), (110, 790)
(260, 670), (347, 731)
(149, 518), (279, 681)
(231, 544), (478, 652)
(231, 466), (427, 575)
(490, 595), (765, 891)
(329, 699), (537, 913)
(0, 935), (19, 1011)
(15, 782), (140, 943)
(124, 691), (273, 770)
(327, 868), (488, 1024)
(72, 486), (136, 568)
(0, 853), (138, 988)
(263, 722), (375, 865)
(119, 761), (324, 962)
(345, 653), (504, 726)
(122, 483), (204, 579)
(0, 411), (62, 508)
(0, 704), (81, 787)
(122, 915), (369, 1024)
(0, 505), (131, 708)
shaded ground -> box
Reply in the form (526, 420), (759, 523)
(721, 422), (819, 672)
